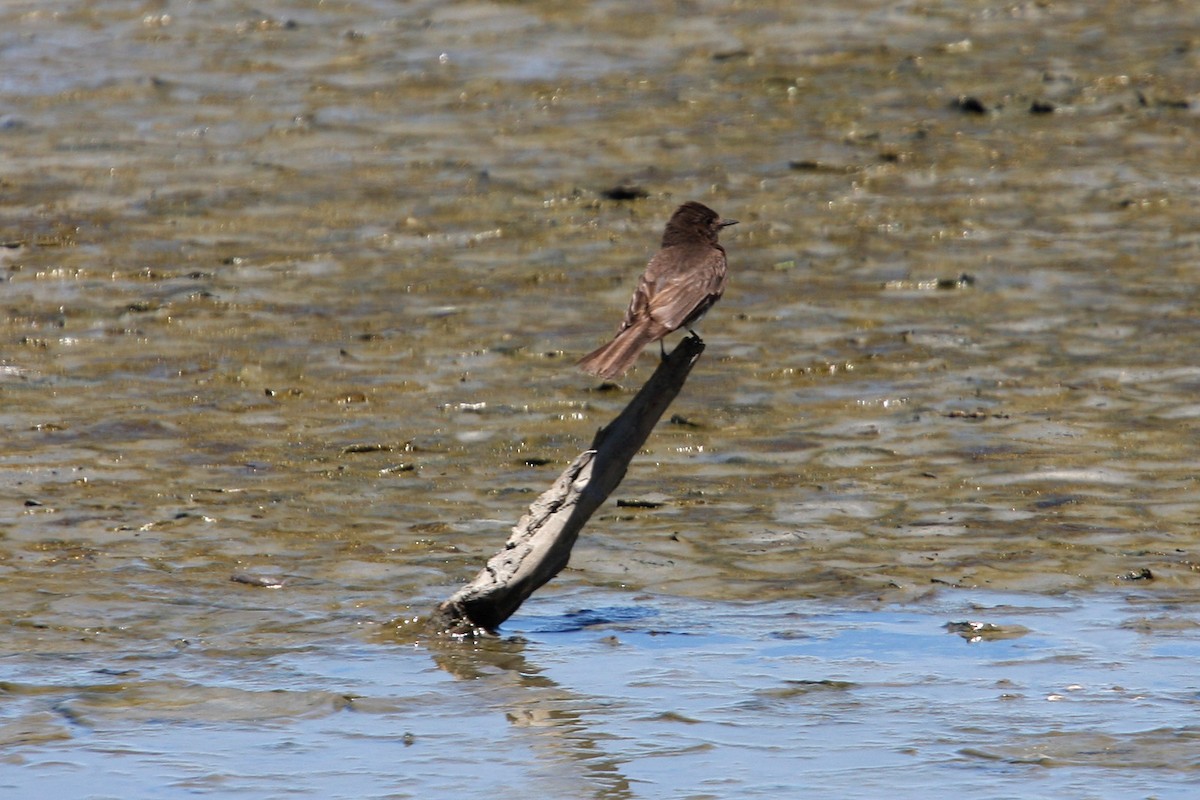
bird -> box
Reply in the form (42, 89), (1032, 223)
(577, 201), (737, 380)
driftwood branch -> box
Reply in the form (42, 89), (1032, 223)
(427, 334), (706, 635)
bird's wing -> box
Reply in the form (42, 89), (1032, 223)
(617, 271), (654, 333)
(645, 250), (726, 330)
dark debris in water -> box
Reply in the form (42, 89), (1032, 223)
(1118, 567), (1154, 581)
(1032, 494), (1080, 510)
(1136, 90), (1192, 110)
(230, 572), (286, 589)
(520, 456), (554, 467)
(93, 668), (138, 677)
(953, 95), (990, 114)
(944, 408), (1010, 421)
(944, 620), (1030, 642)
(711, 47), (751, 62)
(617, 496), (667, 509)
(787, 159), (859, 173)
(524, 606), (658, 633)
(599, 184), (648, 201)
(758, 679), (858, 699)
(883, 273), (974, 291)
(341, 443), (394, 454)
(937, 273), (975, 289)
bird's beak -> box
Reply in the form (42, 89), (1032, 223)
(720, 219), (739, 228)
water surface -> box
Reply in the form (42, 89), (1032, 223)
(2, 0), (1199, 797)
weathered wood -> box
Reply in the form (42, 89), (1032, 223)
(427, 334), (706, 635)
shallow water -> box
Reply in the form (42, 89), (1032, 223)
(5, 589), (1200, 798)
(3, 0), (1200, 797)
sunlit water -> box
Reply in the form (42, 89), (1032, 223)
(3, 0), (1200, 797)
(5, 589), (1200, 798)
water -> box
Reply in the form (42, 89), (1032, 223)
(3, 0), (1200, 797)
(4, 590), (1199, 798)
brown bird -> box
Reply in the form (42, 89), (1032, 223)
(577, 201), (737, 380)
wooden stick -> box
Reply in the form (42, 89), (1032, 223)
(427, 334), (706, 635)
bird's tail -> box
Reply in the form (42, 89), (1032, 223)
(576, 324), (659, 380)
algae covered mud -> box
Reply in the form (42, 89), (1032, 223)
(3, 1), (1199, 797)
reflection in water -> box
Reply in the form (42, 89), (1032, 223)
(400, 627), (635, 798)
